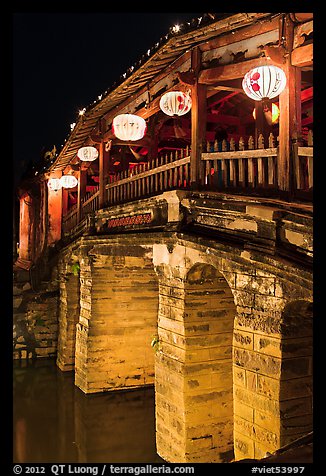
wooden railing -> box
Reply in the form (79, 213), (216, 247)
(81, 189), (99, 215)
(202, 134), (278, 191)
(62, 204), (78, 234)
(106, 148), (191, 205)
(62, 189), (99, 234)
(62, 135), (313, 236)
(293, 130), (313, 192)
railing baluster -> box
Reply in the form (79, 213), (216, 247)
(247, 136), (255, 187)
(257, 133), (265, 187)
(229, 138), (236, 187)
(268, 133), (276, 187)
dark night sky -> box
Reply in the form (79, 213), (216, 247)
(13, 12), (205, 186)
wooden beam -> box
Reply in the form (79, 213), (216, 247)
(199, 57), (276, 85)
(208, 78), (244, 92)
(200, 16), (279, 52)
(291, 13), (313, 22)
(291, 43), (313, 67)
(190, 82), (207, 185)
(99, 141), (109, 208)
(206, 113), (240, 126)
(301, 86), (313, 102)
(77, 169), (87, 222)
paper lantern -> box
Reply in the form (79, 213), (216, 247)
(112, 114), (147, 141)
(253, 103), (280, 124)
(159, 91), (192, 116)
(77, 146), (98, 161)
(242, 65), (286, 101)
(60, 175), (78, 189)
(47, 178), (62, 191)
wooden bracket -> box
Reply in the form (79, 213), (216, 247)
(178, 71), (197, 86)
(261, 45), (286, 64)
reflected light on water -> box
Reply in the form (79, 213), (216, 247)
(13, 359), (164, 463)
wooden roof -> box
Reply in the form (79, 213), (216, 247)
(48, 12), (275, 172)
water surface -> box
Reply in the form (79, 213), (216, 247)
(13, 359), (164, 463)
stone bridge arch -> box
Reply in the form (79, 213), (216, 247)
(55, 234), (313, 463)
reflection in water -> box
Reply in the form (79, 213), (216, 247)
(13, 359), (164, 463)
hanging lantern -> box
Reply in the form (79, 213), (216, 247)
(77, 146), (98, 162)
(242, 65), (286, 101)
(159, 91), (192, 116)
(60, 175), (78, 189)
(47, 178), (62, 192)
(253, 103), (280, 124)
(112, 114), (147, 141)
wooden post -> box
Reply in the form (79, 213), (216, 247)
(18, 191), (34, 264)
(99, 141), (109, 208)
(62, 188), (68, 217)
(190, 84), (207, 185)
(278, 14), (301, 193)
(47, 171), (63, 246)
(254, 99), (273, 148)
(147, 115), (159, 163)
(77, 168), (87, 222)
(190, 47), (206, 186)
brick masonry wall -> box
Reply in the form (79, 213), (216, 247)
(13, 271), (59, 360)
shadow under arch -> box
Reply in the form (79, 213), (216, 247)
(57, 256), (81, 372)
(279, 299), (313, 446)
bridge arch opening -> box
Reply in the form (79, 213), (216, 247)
(155, 261), (236, 463)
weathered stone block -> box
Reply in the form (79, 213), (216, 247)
(233, 347), (281, 377)
(234, 431), (255, 460)
(233, 330), (254, 350)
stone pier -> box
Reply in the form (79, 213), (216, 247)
(72, 241), (158, 394)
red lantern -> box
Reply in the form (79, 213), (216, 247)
(159, 91), (192, 116)
(112, 114), (147, 141)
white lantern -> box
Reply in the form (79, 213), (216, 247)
(60, 175), (78, 189)
(77, 146), (98, 161)
(47, 178), (62, 191)
(159, 91), (192, 116)
(112, 114), (147, 141)
(242, 65), (287, 101)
